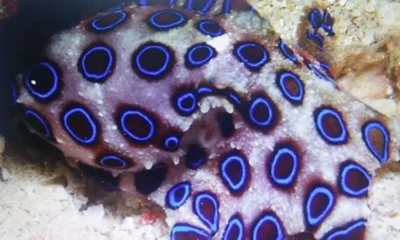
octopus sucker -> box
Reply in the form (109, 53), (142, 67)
(12, 0), (400, 239)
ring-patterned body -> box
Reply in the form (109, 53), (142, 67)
(14, 0), (400, 239)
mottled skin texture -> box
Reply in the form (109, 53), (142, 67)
(14, 0), (400, 239)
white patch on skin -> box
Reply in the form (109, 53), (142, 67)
(200, 100), (211, 114)
(144, 161), (153, 170)
(207, 34), (231, 52)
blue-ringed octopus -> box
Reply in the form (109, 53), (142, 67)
(13, 0), (400, 239)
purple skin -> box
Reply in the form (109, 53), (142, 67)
(15, 1), (399, 239)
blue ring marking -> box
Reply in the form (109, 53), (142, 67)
(276, 70), (305, 105)
(306, 30), (324, 48)
(222, 214), (245, 240)
(171, 223), (211, 240)
(163, 134), (181, 152)
(251, 212), (285, 240)
(305, 186), (335, 227)
(24, 109), (52, 139)
(120, 109), (156, 143)
(269, 146), (299, 188)
(24, 61), (60, 100)
(219, 151), (250, 194)
(233, 42), (269, 72)
(322, 219), (366, 240)
(185, 43), (217, 69)
(314, 107), (348, 145)
(197, 20), (225, 37)
(166, 181), (191, 209)
(185, 0), (215, 15)
(362, 121), (390, 164)
(248, 96), (275, 128)
(80, 45), (114, 82)
(63, 106), (98, 145)
(134, 43), (173, 79)
(175, 90), (198, 116)
(193, 192), (220, 235)
(339, 162), (371, 197)
(98, 154), (129, 169)
(197, 85), (214, 98)
(321, 10), (335, 36)
(308, 8), (322, 29)
(222, 0), (232, 14)
(138, 0), (175, 6)
(91, 10), (127, 32)
(319, 61), (330, 72)
(148, 9), (187, 31)
(221, 88), (242, 107)
(309, 64), (336, 86)
(278, 40), (298, 63)
(229, 93), (241, 105)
